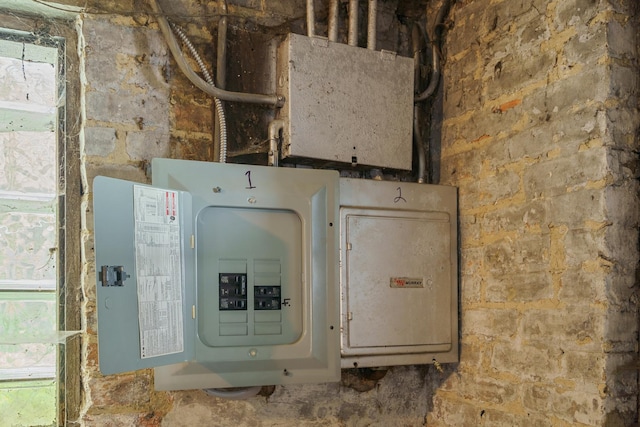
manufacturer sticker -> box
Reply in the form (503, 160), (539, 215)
(390, 277), (424, 288)
(133, 185), (184, 359)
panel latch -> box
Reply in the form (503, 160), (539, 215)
(100, 265), (130, 287)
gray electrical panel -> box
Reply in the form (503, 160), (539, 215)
(339, 179), (458, 368)
(94, 159), (340, 389)
(276, 33), (414, 170)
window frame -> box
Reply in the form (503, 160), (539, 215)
(0, 12), (81, 426)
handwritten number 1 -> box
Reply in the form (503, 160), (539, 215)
(394, 187), (407, 203)
(245, 171), (256, 189)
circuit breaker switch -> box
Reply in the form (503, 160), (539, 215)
(255, 286), (282, 310)
(219, 273), (248, 311)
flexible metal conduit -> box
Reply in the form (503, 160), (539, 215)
(149, 0), (283, 107)
(348, 0), (358, 46)
(169, 22), (228, 163)
(367, 0), (377, 50)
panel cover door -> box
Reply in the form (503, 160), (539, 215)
(93, 176), (195, 374)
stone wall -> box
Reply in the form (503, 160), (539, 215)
(433, 0), (639, 425)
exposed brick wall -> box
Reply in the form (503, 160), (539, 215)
(78, 13), (173, 426)
(433, 0), (639, 425)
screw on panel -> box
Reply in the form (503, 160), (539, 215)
(212, 186), (222, 193)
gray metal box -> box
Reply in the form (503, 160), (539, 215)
(276, 34), (414, 170)
(93, 160), (341, 390)
(339, 179), (458, 368)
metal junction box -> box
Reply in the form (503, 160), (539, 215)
(93, 159), (340, 390)
(276, 33), (414, 170)
(339, 179), (458, 368)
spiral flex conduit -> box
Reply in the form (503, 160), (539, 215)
(169, 22), (228, 163)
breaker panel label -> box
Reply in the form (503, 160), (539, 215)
(133, 186), (184, 359)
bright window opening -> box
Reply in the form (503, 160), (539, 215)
(0, 33), (61, 426)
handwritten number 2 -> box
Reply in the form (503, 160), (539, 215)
(245, 171), (256, 189)
(394, 187), (407, 203)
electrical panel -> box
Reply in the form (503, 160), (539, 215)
(93, 159), (340, 389)
(92, 20), (456, 389)
(276, 33), (414, 170)
(339, 178), (458, 368)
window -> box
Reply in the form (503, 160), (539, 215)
(0, 21), (80, 426)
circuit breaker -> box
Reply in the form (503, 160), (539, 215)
(93, 159), (340, 389)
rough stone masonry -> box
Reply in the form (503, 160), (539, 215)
(433, 0), (640, 425)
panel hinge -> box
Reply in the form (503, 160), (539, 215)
(99, 265), (130, 287)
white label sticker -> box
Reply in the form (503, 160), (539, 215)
(133, 186), (184, 359)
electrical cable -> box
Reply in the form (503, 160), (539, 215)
(413, 39), (440, 101)
(414, 0), (454, 102)
(412, 0), (456, 183)
(148, 0), (283, 106)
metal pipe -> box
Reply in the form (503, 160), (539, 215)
(328, 0), (339, 42)
(307, 0), (316, 37)
(216, 0), (228, 90)
(412, 24), (427, 183)
(367, 0), (377, 50)
(149, 0), (283, 107)
(268, 119), (285, 167)
(414, 104), (427, 183)
(214, 0), (228, 163)
(348, 0), (358, 46)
